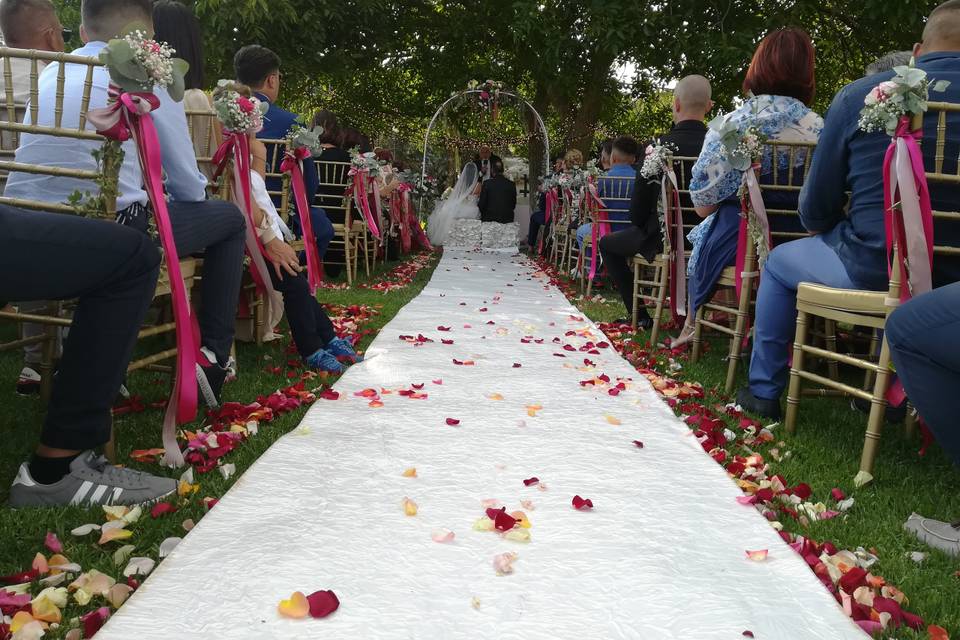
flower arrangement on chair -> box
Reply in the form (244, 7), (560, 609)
(89, 27), (193, 467)
(212, 81), (268, 135)
(858, 64), (949, 135)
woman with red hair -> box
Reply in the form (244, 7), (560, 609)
(673, 28), (823, 347)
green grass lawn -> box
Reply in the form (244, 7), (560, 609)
(0, 251), (438, 637)
(563, 268), (960, 638)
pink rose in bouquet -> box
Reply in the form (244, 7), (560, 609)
(237, 96), (255, 114)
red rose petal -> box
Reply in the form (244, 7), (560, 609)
(743, 632), (755, 638)
(831, 488), (845, 501)
(44, 531), (63, 554)
(523, 477), (539, 486)
(445, 418), (460, 426)
(441, 339), (454, 345)
(608, 388), (621, 396)
(81, 607), (111, 638)
(432, 379), (443, 385)
(150, 502), (177, 519)
(485, 507), (518, 531)
(306, 589), (340, 618)
(412, 383), (424, 390)
(319, 389), (340, 400)
(571, 495), (594, 510)
(512, 363), (522, 368)
(437, 326), (451, 331)
(632, 440), (645, 448)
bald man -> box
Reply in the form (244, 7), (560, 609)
(599, 74), (713, 328)
(738, 0), (960, 419)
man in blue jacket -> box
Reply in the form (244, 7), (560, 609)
(234, 45), (335, 264)
(738, 0), (960, 419)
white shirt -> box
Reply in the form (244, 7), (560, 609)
(3, 41), (208, 209)
(0, 56), (33, 106)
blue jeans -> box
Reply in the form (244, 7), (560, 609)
(887, 282), (960, 466)
(748, 236), (857, 400)
(576, 223), (592, 248)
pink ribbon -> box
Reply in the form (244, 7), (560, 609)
(884, 117), (934, 304)
(212, 132), (274, 298)
(735, 163), (770, 298)
(391, 183), (413, 253)
(349, 169), (381, 239)
(586, 183), (609, 281)
(88, 89), (198, 468)
(281, 146), (324, 293)
(538, 188), (559, 254)
(661, 165), (687, 320)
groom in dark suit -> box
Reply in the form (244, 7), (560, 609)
(473, 145), (503, 181)
(478, 160), (517, 223)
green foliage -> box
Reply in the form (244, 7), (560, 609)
(66, 141), (125, 219)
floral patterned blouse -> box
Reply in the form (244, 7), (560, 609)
(689, 94), (824, 207)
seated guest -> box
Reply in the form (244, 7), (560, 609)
(598, 138), (614, 171)
(4, 0), (246, 407)
(1, 0), (67, 395)
(310, 109), (350, 276)
(865, 50), (913, 75)
(3, 204), (178, 506)
(564, 148), (584, 169)
(340, 126), (372, 153)
(234, 45), (335, 264)
(212, 83), (359, 372)
(478, 160), (517, 223)
(575, 135), (639, 250)
(738, 1), (960, 418)
(525, 154), (564, 249)
(678, 28), (823, 348)
(0, 0), (65, 103)
(599, 75), (713, 328)
(889, 283), (960, 555)
(153, 0), (218, 180)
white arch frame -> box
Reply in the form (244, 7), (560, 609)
(419, 89), (549, 210)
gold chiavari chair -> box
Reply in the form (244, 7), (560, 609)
(579, 175), (634, 296)
(786, 102), (960, 479)
(0, 48), (197, 439)
(690, 140), (817, 393)
(313, 158), (359, 284)
(630, 156), (699, 345)
(550, 190), (571, 268)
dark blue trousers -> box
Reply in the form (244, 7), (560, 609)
(886, 281), (960, 467)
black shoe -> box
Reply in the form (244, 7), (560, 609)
(196, 347), (227, 408)
(851, 396), (907, 424)
(736, 387), (782, 420)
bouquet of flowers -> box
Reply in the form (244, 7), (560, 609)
(98, 29), (188, 100)
(858, 64), (950, 135)
(286, 123), (323, 153)
(709, 110), (767, 172)
(213, 80), (268, 134)
(467, 79), (505, 117)
(640, 139), (679, 179)
(540, 173), (560, 192)
(349, 148), (382, 178)
(584, 159), (602, 180)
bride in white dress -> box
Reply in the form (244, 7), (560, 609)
(427, 163), (480, 246)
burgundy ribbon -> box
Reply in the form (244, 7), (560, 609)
(88, 89), (197, 468)
(661, 165), (687, 321)
(350, 169), (381, 239)
(281, 146), (324, 293)
(884, 117), (934, 304)
(538, 188), (559, 254)
(212, 132), (273, 297)
(586, 183), (609, 281)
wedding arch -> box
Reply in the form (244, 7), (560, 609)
(419, 88), (550, 208)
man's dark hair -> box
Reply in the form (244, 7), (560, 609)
(491, 160), (504, 176)
(81, 0), (151, 42)
(0, 0), (55, 44)
(234, 44), (280, 89)
(599, 138), (614, 157)
(612, 135), (639, 159)
(152, 0), (204, 89)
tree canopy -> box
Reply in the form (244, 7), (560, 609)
(53, 0), (941, 169)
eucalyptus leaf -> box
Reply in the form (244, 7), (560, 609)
(932, 79), (951, 93)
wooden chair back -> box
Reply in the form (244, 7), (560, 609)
(761, 140), (817, 245)
(262, 138), (291, 220)
(0, 47), (118, 217)
(921, 102), (960, 271)
(184, 106), (221, 188)
(313, 159), (353, 227)
(594, 174), (633, 232)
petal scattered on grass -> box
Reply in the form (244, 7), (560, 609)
(107, 583), (133, 608)
(70, 524), (101, 537)
(98, 527), (132, 545)
(122, 557), (155, 578)
(182, 519), (196, 532)
(43, 532), (62, 554)
(112, 545), (136, 567)
(159, 537), (182, 559)
(150, 502), (177, 519)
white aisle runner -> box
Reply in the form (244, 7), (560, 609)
(101, 250), (863, 640)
